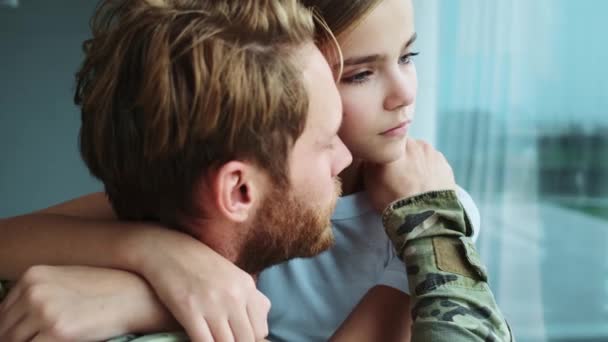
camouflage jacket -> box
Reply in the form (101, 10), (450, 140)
(383, 189), (513, 341)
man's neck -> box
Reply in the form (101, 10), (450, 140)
(187, 217), (243, 268)
(205, 233), (262, 281)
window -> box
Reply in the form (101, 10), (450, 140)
(415, 1), (608, 341)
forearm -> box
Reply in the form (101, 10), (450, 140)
(0, 266), (180, 339)
(0, 196), (268, 341)
(0, 214), (145, 279)
(383, 191), (513, 342)
(103, 268), (181, 335)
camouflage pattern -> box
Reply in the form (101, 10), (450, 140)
(382, 190), (514, 341)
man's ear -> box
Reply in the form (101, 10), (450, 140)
(211, 161), (263, 223)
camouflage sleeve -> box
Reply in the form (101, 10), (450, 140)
(382, 190), (513, 341)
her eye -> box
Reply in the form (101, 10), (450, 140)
(342, 70), (374, 85)
(399, 52), (419, 65)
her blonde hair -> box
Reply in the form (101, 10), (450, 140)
(301, 0), (382, 75)
(303, 0), (382, 39)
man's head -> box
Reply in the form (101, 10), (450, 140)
(76, 0), (351, 273)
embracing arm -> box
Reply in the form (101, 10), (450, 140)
(0, 265), (179, 341)
(0, 193), (271, 341)
(383, 191), (513, 341)
(362, 139), (512, 341)
(0, 192), (139, 279)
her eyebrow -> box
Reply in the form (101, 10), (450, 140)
(342, 54), (383, 66)
(338, 32), (418, 68)
(404, 32), (418, 50)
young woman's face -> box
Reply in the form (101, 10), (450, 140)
(336, 0), (418, 164)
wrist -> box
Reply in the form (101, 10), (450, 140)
(381, 190), (457, 219)
(116, 224), (160, 276)
(381, 190), (464, 257)
(121, 273), (181, 334)
(118, 224), (200, 280)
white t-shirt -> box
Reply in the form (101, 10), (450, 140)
(257, 186), (480, 342)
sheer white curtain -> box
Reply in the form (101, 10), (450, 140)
(410, 0), (439, 146)
(411, 1), (608, 340)
(438, 3), (549, 340)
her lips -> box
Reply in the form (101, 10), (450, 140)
(380, 120), (411, 136)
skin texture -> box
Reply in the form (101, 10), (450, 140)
(330, 0), (419, 340)
(0, 42), (352, 342)
(337, 0), (417, 166)
(0, 0), (456, 341)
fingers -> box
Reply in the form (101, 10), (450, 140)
(207, 318), (235, 342)
(0, 281), (23, 315)
(406, 138), (428, 155)
(0, 285), (28, 339)
(188, 320), (215, 342)
(229, 309), (255, 342)
(29, 333), (51, 342)
(30, 332), (72, 342)
(172, 310), (215, 342)
(246, 293), (270, 341)
(0, 315), (37, 342)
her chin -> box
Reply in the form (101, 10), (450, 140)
(365, 145), (405, 164)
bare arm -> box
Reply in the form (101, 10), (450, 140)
(330, 285), (411, 342)
(34, 192), (116, 219)
(0, 193), (271, 341)
(0, 265), (179, 341)
(0, 192), (149, 279)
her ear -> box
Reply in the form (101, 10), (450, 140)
(211, 161), (262, 223)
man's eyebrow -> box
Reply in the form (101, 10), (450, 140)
(336, 32), (418, 69)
